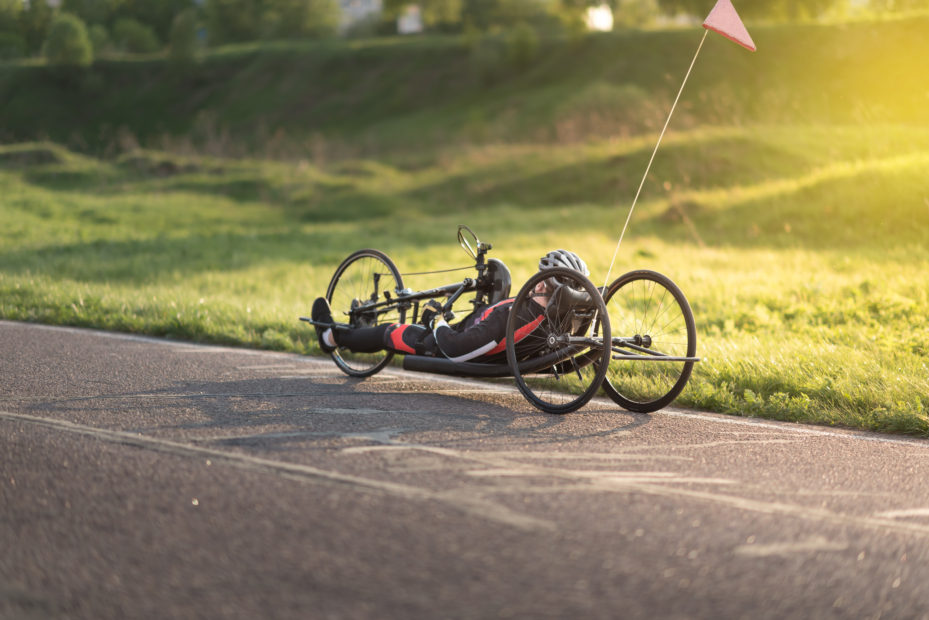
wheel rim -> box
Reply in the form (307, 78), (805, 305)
(326, 251), (404, 377)
(603, 272), (695, 412)
(507, 268), (610, 414)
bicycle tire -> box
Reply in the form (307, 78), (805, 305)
(601, 270), (696, 413)
(326, 249), (405, 378)
(505, 267), (611, 414)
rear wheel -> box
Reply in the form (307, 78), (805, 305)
(505, 268), (610, 414)
(602, 270), (696, 413)
(326, 249), (405, 377)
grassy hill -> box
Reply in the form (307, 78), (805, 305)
(2, 16), (928, 433)
(1, 15), (928, 155)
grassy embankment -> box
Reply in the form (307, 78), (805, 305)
(1, 16), (928, 433)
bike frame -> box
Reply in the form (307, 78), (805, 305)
(302, 223), (700, 367)
(335, 277), (479, 331)
(309, 278), (699, 364)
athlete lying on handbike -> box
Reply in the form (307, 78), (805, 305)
(311, 249), (590, 364)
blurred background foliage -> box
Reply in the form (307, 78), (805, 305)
(0, 8), (926, 159)
(0, 0), (924, 64)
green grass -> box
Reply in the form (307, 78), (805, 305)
(2, 17), (929, 433)
(2, 122), (928, 434)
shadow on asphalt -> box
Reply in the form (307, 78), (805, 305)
(23, 374), (653, 450)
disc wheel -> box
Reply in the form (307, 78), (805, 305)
(505, 268), (611, 414)
(602, 270), (696, 413)
(326, 249), (405, 377)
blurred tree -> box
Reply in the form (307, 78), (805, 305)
(207, 0), (340, 43)
(461, 0), (599, 34)
(505, 20), (538, 68)
(469, 30), (506, 83)
(548, 0), (597, 35)
(115, 0), (196, 41)
(424, 0), (464, 28)
(0, 32), (26, 59)
(0, 0), (22, 34)
(260, 0), (340, 38)
(461, 0), (498, 29)
(656, 0), (840, 20)
(384, 0), (463, 29)
(112, 17), (160, 52)
(169, 8), (200, 63)
(18, 0), (53, 53)
(495, 0), (548, 24)
(43, 12), (94, 68)
(88, 23), (111, 54)
(60, 0), (196, 43)
(612, 0), (659, 27)
(61, 0), (123, 26)
(206, 0), (260, 44)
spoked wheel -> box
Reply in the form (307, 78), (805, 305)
(326, 249), (405, 377)
(602, 270), (696, 413)
(505, 267), (611, 414)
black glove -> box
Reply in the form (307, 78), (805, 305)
(420, 299), (444, 329)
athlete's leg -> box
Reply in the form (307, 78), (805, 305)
(314, 297), (433, 355)
(335, 323), (431, 355)
(335, 325), (391, 353)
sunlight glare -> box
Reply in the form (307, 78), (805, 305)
(586, 5), (614, 32)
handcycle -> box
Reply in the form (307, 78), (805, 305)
(301, 226), (699, 414)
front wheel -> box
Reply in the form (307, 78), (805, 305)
(602, 270), (696, 413)
(326, 249), (405, 378)
(505, 268), (611, 414)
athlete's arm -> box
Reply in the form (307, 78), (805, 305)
(432, 313), (505, 362)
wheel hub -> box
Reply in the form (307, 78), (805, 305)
(350, 298), (376, 328)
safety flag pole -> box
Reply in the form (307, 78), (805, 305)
(602, 28), (709, 291)
(602, 0), (756, 292)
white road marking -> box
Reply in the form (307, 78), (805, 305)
(876, 508), (929, 519)
(337, 443), (929, 538)
(299, 407), (398, 415)
(7, 406), (929, 538)
(466, 469), (736, 485)
(342, 447), (691, 461)
(659, 408), (929, 449)
(0, 410), (553, 531)
(734, 537), (848, 557)
(279, 375), (351, 379)
(194, 428), (408, 445)
(624, 439), (799, 451)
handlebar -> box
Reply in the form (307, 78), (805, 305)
(442, 278), (473, 318)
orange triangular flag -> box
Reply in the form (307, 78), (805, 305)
(703, 0), (756, 52)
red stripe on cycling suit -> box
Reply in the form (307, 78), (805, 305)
(479, 299), (514, 322)
(486, 315), (544, 356)
(388, 324), (417, 354)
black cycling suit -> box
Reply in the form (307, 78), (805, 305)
(334, 296), (546, 363)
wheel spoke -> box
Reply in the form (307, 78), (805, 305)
(602, 270), (696, 413)
(326, 250), (404, 378)
(506, 268), (610, 414)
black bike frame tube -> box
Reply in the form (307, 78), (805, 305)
(354, 280), (478, 314)
(615, 341), (687, 357)
(611, 354), (702, 362)
(441, 279), (473, 312)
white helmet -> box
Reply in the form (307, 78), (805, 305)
(539, 249), (589, 276)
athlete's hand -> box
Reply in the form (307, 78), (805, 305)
(420, 299), (444, 328)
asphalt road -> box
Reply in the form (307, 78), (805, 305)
(3, 320), (929, 619)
